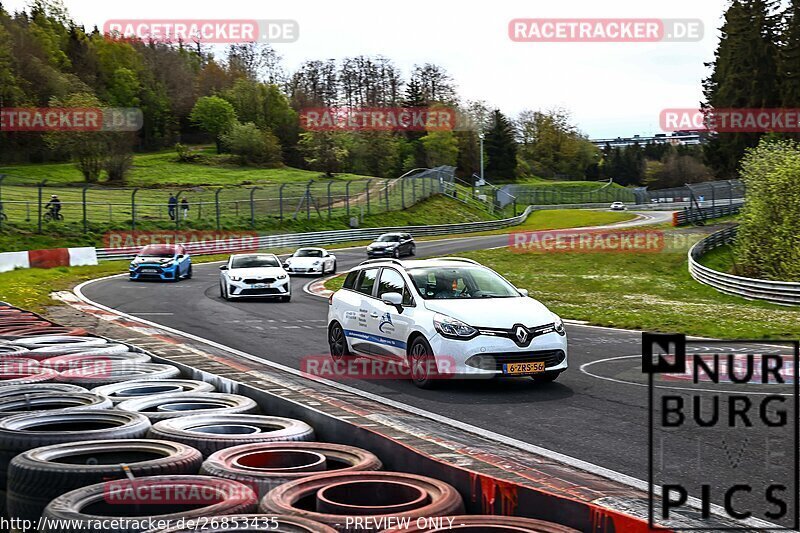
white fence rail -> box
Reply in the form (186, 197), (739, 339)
(97, 206), (535, 261)
(688, 226), (800, 306)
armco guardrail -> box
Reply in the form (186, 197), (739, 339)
(674, 201), (743, 226)
(688, 225), (800, 306)
(96, 206), (536, 261)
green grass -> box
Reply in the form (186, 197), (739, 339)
(0, 148), (373, 187)
(0, 194), (498, 253)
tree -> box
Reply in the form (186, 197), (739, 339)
(189, 96), (237, 153)
(516, 108), (599, 179)
(484, 110), (517, 181)
(44, 92), (106, 183)
(420, 131), (458, 167)
(735, 139), (800, 280)
(221, 122), (282, 166)
(703, 0), (782, 177)
(299, 131), (348, 177)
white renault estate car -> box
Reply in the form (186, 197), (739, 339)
(284, 247), (337, 275)
(327, 257), (568, 388)
(219, 253), (291, 302)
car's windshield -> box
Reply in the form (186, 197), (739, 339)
(294, 249), (323, 257)
(231, 255), (280, 268)
(377, 235), (400, 242)
(138, 245), (176, 258)
(407, 266), (520, 299)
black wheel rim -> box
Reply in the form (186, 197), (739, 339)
(330, 325), (346, 359)
(410, 343), (429, 382)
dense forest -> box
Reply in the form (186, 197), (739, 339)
(2, 0), (793, 186)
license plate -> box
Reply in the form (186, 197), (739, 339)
(251, 283), (269, 288)
(141, 269), (158, 273)
(503, 361), (546, 375)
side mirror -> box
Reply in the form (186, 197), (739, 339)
(381, 292), (404, 312)
(517, 288), (529, 297)
(219, 265), (228, 271)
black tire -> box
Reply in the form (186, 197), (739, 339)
(0, 392), (112, 418)
(393, 248), (400, 258)
(185, 265), (193, 279)
(0, 410), (151, 515)
(147, 414), (315, 457)
(7, 439), (202, 522)
(57, 362), (181, 387)
(281, 294), (291, 303)
(116, 392), (259, 422)
(408, 336), (440, 389)
(0, 383), (86, 398)
(91, 379), (215, 405)
(219, 282), (225, 299)
(42, 475), (257, 533)
(531, 371), (562, 384)
(327, 321), (352, 362)
(200, 442), (382, 499)
(409, 244), (416, 256)
(331, 260), (337, 274)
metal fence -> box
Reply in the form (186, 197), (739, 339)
(0, 166), (458, 234)
(674, 201), (743, 226)
(96, 206), (535, 261)
(688, 226), (800, 306)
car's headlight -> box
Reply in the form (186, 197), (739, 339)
(433, 313), (477, 339)
(129, 263), (135, 270)
(229, 275), (242, 282)
(277, 274), (287, 279)
(554, 316), (566, 336)
(162, 261), (174, 268)
(313, 261), (321, 266)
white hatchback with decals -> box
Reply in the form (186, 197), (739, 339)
(326, 257), (568, 389)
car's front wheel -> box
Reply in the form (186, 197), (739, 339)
(409, 337), (439, 389)
(185, 265), (193, 279)
(328, 322), (352, 361)
(220, 282), (230, 300)
(409, 244), (416, 256)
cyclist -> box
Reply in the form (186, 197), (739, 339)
(45, 194), (62, 220)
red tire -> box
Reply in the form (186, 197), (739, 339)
(42, 475), (257, 533)
(259, 471), (464, 528)
(201, 442), (382, 499)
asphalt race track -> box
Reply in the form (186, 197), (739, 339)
(80, 210), (789, 509)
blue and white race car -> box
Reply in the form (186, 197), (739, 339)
(129, 244), (192, 281)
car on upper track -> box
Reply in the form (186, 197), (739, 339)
(129, 244), (192, 281)
(283, 247), (337, 275)
(219, 253), (291, 302)
(327, 257), (568, 389)
(366, 232), (416, 259)
(609, 201), (627, 211)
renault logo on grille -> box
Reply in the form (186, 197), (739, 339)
(515, 326), (529, 344)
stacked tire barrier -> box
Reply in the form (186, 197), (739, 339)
(0, 303), (579, 532)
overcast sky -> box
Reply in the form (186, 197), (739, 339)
(5, 0), (729, 138)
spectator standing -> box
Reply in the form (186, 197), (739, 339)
(181, 197), (189, 220)
(168, 194), (178, 221)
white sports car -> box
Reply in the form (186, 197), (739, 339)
(219, 253), (291, 302)
(283, 248), (337, 275)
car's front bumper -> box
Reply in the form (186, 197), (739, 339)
(366, 248), (397, 257)
(226, 278), (291, 298)
(129, 265), (179, 281)
(285, 265), (324, 275)
(427, 331), (568, 378)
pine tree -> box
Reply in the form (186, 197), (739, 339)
(484, 110), (518, 181)
(779, 0), (800, 122)
(703, 0), (782, 177)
